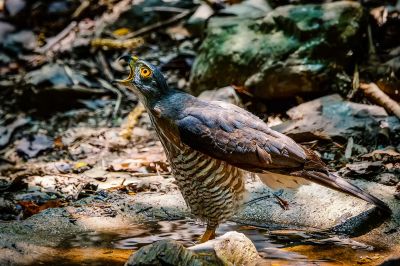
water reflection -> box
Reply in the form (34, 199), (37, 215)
(59, 220), (375, 265)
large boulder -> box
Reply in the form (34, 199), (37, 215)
(272, 94), (400, 143)
(190, 1), (366, 99)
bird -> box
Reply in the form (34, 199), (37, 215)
(116, 55), (391, 243)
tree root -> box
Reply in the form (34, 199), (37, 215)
(359, 83), (400, 119)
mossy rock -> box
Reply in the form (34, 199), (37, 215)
(190, 1), (366, 99)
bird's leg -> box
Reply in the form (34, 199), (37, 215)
(199, 226), (216, 243)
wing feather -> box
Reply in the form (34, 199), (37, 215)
(176, 101), (307, 172)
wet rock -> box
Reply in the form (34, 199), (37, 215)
(126, 231), (259, 266)
(272, 94), (400, 143)
(0, 197), (20, 220)
(0, 174), (398, 265)
(129, 176), (394, 236)
(0, 241), (55, 266)
(125, 240), (208, 266)
(190, 231), (260, 265)
(190, 1), (365, 99)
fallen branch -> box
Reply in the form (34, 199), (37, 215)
(347, 64), (359, 100)
(72, 0), (90, 18)
(91, 37), (144, 50)
(142, 6), (188, 13)
(97, 78), (122, 118)
(120, 103), (146, 139)
(359, 83), (400, 119)
(97, 51), (114, 81)
(36, 21), (77, 53)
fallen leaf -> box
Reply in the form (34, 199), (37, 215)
(0, 117), (30, 148)
(74, 161), (88, 169)
(17, 199), (65, 218)
(112, 27), (130, 36)
(16, 134), (53, 158)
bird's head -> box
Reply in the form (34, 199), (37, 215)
(115, 55), (169, 104)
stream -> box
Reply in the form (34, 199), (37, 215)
(30, 220), (392, 265)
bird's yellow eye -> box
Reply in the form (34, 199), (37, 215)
(140, 67), (152, 78)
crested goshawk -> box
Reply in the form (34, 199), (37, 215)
(116, 55), (391, 243)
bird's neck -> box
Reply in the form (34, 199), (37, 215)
(145, 90), (196, 157)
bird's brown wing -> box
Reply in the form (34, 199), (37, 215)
(176, 100), (307, 172)
(176, 101), (391, 214)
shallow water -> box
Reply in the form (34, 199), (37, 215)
(34, 220), (392, 265)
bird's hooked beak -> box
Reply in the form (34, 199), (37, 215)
(114, 55), (139, 86)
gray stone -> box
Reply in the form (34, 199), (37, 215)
(128, 177), (394, 235)
(272, 94), (400, 143)
(125, 231), (260, 266)
(125, 240), (207, 266)
(190, 1), (365, 99)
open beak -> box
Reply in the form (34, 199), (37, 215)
(113, 55), (139, 86)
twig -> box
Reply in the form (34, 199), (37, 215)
(97, 78), (122, 118)
(120, 103), (146, 139)
(64, 65), (79, 85)
(72, 0), (90, 18)
(359, 83), (400, 119)
(122, 8), (195, 40)
(97, 51), (114, 81)
(367, 24), (376, 56)
(36, 21), (77, 53)
(244, 195), (270, 206)
(347, 64), (359, 100)
(344, 137), (354, 159)
(91, 37), (144, 50)
(136, 206), (153, 214)
(0, 156), (16, 165)
(143, 6), (188, 13)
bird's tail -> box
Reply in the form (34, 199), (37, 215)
(302, 170), (392, 215)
